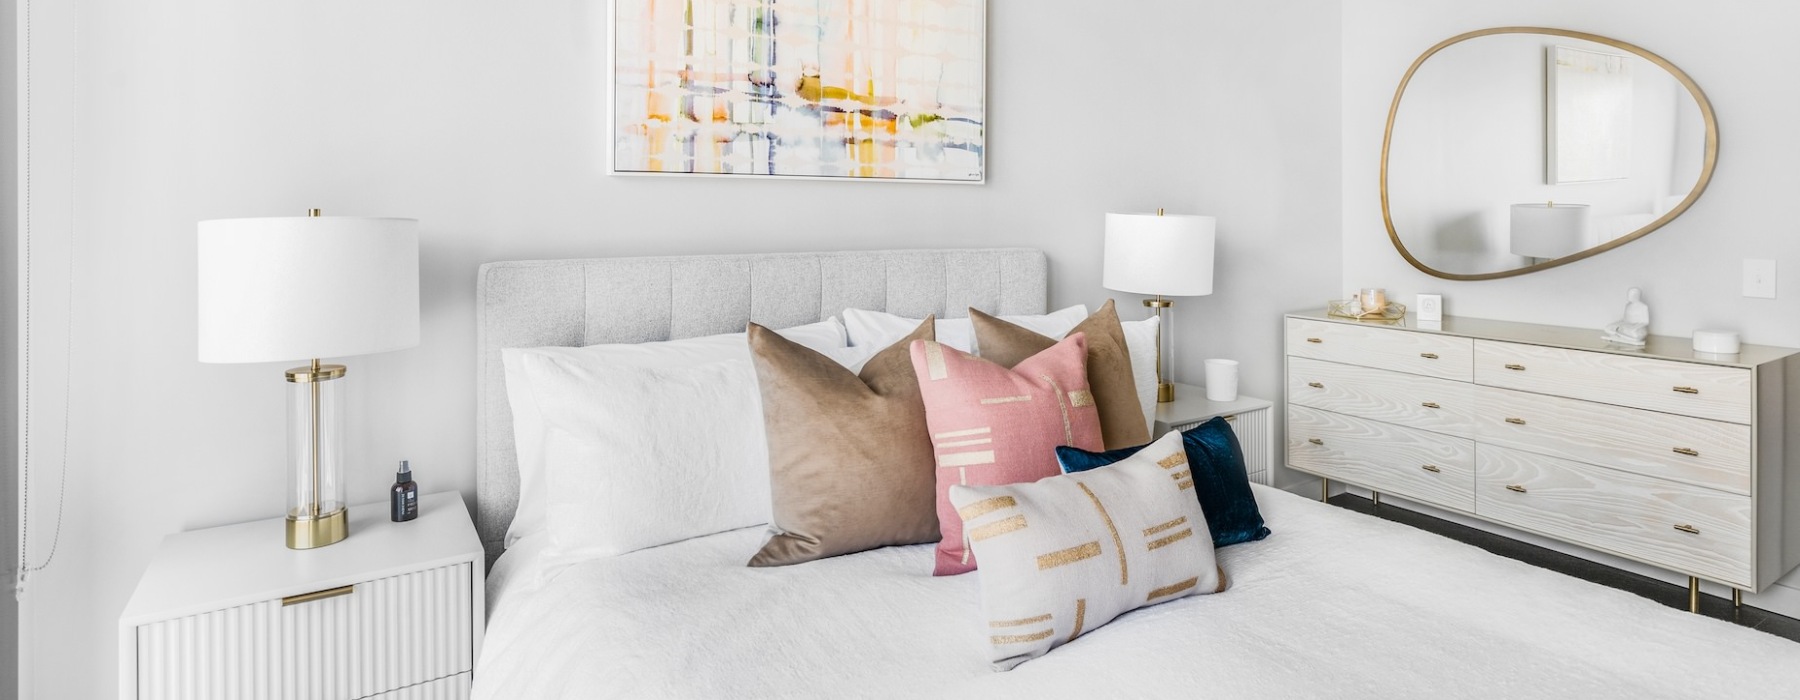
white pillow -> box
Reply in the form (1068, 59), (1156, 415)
(1120, 316), (1160, 435)
(841, 305), (1089, 354)
(521, 354), (768, 564)
(500, 319), (845, 546)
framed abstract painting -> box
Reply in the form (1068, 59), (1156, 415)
(609, 0), (986, 183)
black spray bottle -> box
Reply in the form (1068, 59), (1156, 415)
(391, 460), (419, 522)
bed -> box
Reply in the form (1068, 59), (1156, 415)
(472, 249), (1800, 699)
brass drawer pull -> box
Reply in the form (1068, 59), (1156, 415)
(1421, 464), (1442, 473)
(282, 584), (355, 607)
(1421, 402), (1440, 409)
(1504, 417), (1526, 425)
(1504, 364), (1526, 371)
(1306, 337), (1323, 344)
(1420, 352), (1439, 359)
(1505, 484), (1528, 493)
(1673, 524), (1700, 535)
(1673, 447), (1700, 457)
(1673, 386), (1699, 394)
(1307, 438), (1324, 445)
(1307, 382), (1324, 389)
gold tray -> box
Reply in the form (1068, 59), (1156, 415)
(1327, 299), (1407, 321)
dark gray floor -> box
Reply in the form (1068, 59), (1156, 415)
(1326, 493), (1800, 643)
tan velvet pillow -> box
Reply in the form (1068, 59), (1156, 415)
(746, 318), (941, 566)
(970, 299), (1149, 449)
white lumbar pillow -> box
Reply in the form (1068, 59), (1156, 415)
(842, 305), (1089, 354)
(500, 319), (845, 547)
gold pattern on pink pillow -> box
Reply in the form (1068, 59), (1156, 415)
(910, 332), (1104, 576)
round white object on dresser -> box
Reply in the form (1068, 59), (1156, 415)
(1693, 329), (1742, 355)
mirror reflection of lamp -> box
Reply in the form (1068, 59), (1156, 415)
(1509, 202), (1590, 261)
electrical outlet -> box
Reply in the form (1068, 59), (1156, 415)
(1744, 259), (1777, 299)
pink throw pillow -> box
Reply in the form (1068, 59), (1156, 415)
(911, 332), (1104, 576)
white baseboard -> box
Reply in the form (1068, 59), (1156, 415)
(1277, 478), (1800, 620)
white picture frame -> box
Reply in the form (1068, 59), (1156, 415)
(1547, 44), (1633, 184)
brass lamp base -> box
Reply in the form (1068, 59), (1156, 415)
(286, 508), (349, 549)
(1157, 381), (1175, 403)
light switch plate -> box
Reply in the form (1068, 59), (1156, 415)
(1744, 259), (1777, 299)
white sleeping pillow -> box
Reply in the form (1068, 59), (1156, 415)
(500, 319), (845, 547)
(522, 353), (770, 564)
(842, 305), (1088, 354)
(1120, 315), (1160, 435)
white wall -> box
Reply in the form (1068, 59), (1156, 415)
(1342, 0), (1800, 610)
(16, 1), (1343, 696)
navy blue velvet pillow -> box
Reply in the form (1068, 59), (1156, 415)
(1056, 416), (1270, 547)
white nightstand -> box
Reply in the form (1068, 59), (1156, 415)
(1154, 383), (1275, 486)
(119, 492), (484, 700)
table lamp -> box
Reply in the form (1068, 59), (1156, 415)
(1102, 209), (1216, 403)
(1510, 202), (1589, 260)
(198, 210), (420, 549)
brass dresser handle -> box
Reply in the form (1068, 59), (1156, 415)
(1673, 386), (1699, 394)
(1307, 438), (1325, 445)
(1673, 524), (1700, 535)
(1673, 447), (1700, 457)
(1504, 364), (1526, 371)
(1421, 402), (1440, 409)
(1307, 382), (1324, 389)
(1421, 464), (1442, 473)
(1505, 484), (1528, 493)
(1504, 417), (1526, 425)
(1420, 352), (1439, 359)
(1307, 337), (1323, 344)
(282, 584), (354, 607)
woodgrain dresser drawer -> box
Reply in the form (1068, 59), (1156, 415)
(1287, 317), (1472, 381)
(1283, 310), (1800, 604)
(1474, 340), (1752, 424)
(1288, 357), (1475, 438)
(1474, 386), (1751, 495)
(1476, 445), (1752, 587)
(1288, 405), (1474, 511)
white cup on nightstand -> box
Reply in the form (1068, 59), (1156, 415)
(1204, 359), (1239, 402)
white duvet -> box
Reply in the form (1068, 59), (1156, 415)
(475, 485), (1800, 699)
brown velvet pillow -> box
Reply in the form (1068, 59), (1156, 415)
(746, 318), (941, 566)
(970, 299), (1149, 450)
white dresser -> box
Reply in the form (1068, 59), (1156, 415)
(119, 493), (484, 700)
(1282, 311), (1800, 609)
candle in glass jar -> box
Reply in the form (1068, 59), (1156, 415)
(1359, 288), (1387, 314)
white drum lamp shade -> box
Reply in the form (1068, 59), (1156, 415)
(1509, 203), (1589, 260)
(198, 216), (420, 363)
(197, 214), (420, 550)
(1102, 212), (1216, 296)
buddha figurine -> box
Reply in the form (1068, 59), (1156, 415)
(1601, 288), (1650, 347)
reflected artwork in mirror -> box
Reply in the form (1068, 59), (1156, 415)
(1382, 27), (1717, 280)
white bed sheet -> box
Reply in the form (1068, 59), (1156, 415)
(475, 485), (1800, 699)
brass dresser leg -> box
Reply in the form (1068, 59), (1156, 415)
(1373, 492), (1382, 507)
(1688, 577), (1701, 613)
(1733, 588), (1742, 609)
(1321, 478), (1330, 503)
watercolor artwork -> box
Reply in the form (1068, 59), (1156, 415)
(610, 0), (985, 182)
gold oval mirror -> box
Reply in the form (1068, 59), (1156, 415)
(1382, 27), (1718, 281)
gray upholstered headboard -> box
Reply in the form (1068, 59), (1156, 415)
(475, 248), (1049, 565)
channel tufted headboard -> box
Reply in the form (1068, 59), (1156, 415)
(474, 248), (1049, 566)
